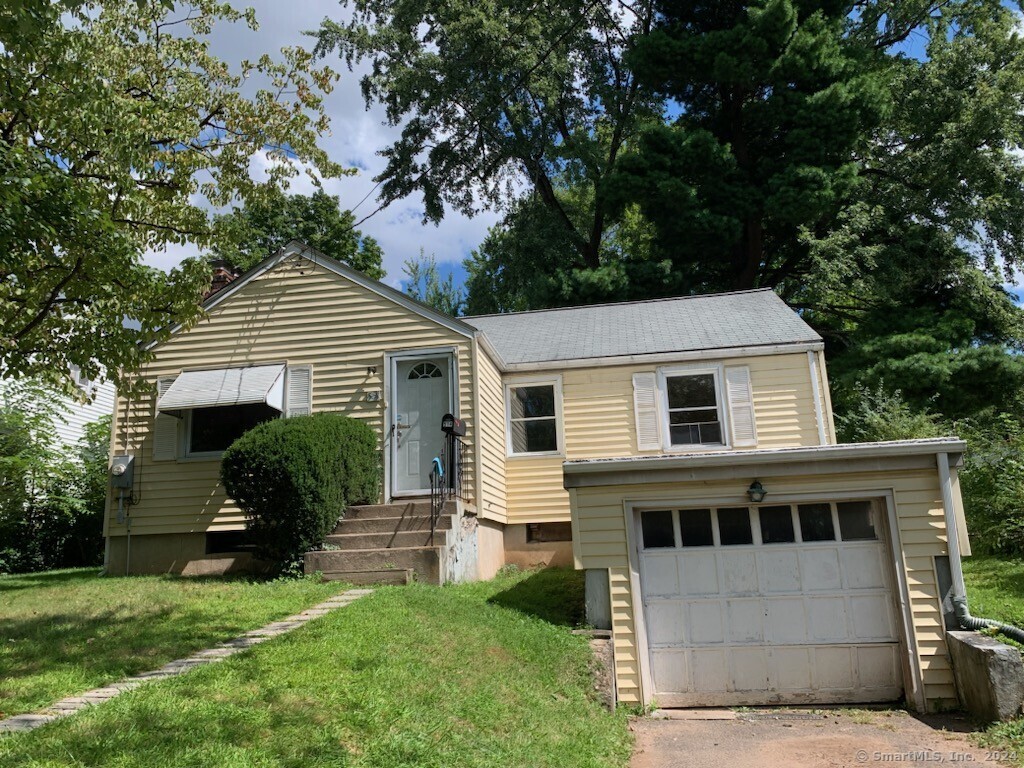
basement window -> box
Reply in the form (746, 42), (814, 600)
(205, 530), (255, 555)
(526, 522), (573, 543)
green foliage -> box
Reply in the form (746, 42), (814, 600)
(209, 189), (385, 277)
(835, 385), (946, 444)
(402, 250), (464, 316)
(0, 382), (110, 574)
(0, 0), (345, 394)
(220, 413), (380, 570)
(958, 415), (1024, 557)
(315, 0), (661, 273)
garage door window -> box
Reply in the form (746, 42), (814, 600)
(641, 510), (676, 548)
(717, 507), (753, 545)
(640, 501), (879, 550)
(838, 501), (878, 540)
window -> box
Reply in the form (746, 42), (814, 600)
(526, 522), (573, 543)
(205, 530), (255, 555)
(679, 509), (714, 547)
(663, 371), (723, 447)
(408, 362), (442, 379)
(188, 403), (279, 456)
(641, 510), (676, 548)
(838, 501), (877, 541)
(758, 505), (796, 544)
(798, 504), (835, 542)
(717, 507), (753, 545)
(507, 379), (561, 455)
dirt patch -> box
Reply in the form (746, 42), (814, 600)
(630, 710), (995, 768)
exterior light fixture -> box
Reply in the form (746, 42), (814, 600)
(747, 480), (767, 503)
(367, 366), (378, 375)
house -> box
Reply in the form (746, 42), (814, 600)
(0, 366), (115, 452)
(103, 240), (970, 712)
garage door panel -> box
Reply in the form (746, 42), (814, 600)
(688, 601), (725, 644)
(759, 549), (802, 592)
(731, 648), (770, 692)
(767, 598), (807, 643)
(727, 599), (764, 643)
(851, 594), (896, 640)
(842, 546), (887, 589)
(800, 549), (842, 590)
(651, 649), (689, 693)
(691, 650), (728, 692)
(680, 551), (719, 595)
(813, 646), (856, 689)
(770, 647), (813, 691)
(643, 555), (679, 596)
(647, 601), (685, 645)
(639, 499), (904, 707)
(721, 551), (758, 593)
(807, 597), (850, 642)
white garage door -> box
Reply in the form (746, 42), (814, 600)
(638, 500), (903, 707)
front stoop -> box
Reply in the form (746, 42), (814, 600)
(304, 500), (458, 585)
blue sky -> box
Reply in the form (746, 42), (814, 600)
(143, 0), (498, 291)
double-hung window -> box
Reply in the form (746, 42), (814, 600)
(506, 377), (562, 456)
(661, 368), (725, 448)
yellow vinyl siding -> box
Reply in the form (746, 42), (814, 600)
(475, 346), (508, 522)
(505, 351), (825, 525)
(106, 259), (474, 538)
(571, 467), (955, 710)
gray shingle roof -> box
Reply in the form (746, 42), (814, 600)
(463, 289), (821, 365)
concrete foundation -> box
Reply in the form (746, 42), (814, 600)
(502, 523), (573, 569)
(947, 630), (1024, 722)
(476, 517), (506, 579)
(105, 533), (267, 576)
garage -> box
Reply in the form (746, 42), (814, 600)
(637, 499), (903, 706)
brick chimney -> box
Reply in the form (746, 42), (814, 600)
(204, 259), (242, 300)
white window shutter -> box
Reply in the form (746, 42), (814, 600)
(725, 366), (757, 448)
(632, 372), (662, 451)
(152, 377), (179, 461)
(286, 365), (313, 417)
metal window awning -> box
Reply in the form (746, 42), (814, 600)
(157, 364), (286, 413)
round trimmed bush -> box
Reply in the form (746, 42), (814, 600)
(220, 412), (380, 570)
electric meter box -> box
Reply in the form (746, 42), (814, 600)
(110, 455), (135, 489)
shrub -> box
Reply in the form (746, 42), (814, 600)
(220, 412), (380, 570)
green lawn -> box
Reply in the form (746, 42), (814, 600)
(0, 568), (346, 719)
(962, 555), (1024, 627)
(0, 568), (632, 768)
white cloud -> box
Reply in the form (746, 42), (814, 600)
(141, 0), (500, 281)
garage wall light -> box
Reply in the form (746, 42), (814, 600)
(747, 480), (767, 503)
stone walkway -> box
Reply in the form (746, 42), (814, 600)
(0, 588), (372, 735)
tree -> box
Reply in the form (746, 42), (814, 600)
(209, 189), (385, 277)
(1, 0), (345, 395)
(403, 251), (464, 316)
(606, 0), (887, 293)
(315, 0), (660, 271)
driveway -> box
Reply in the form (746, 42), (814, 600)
(631, 709), (1003, 768)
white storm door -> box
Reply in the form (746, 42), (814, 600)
(392, 356), (452, 495)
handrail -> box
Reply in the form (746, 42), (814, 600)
(429, 431), (466, 544)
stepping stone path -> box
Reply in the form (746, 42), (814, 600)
(0, 588), (372, 735)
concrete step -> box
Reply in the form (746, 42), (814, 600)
(331, 514), (452, 535)
(305, 547), (445, 585)
(324, 529), (448, 550)
(319, 568), (413, 586)
(344, 500), (458, 520)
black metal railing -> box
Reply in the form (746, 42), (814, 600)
(429, 430), (466, 544)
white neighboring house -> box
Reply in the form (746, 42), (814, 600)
(0, 366), (115, 454)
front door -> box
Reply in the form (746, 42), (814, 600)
(392, 356), (452, 495)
